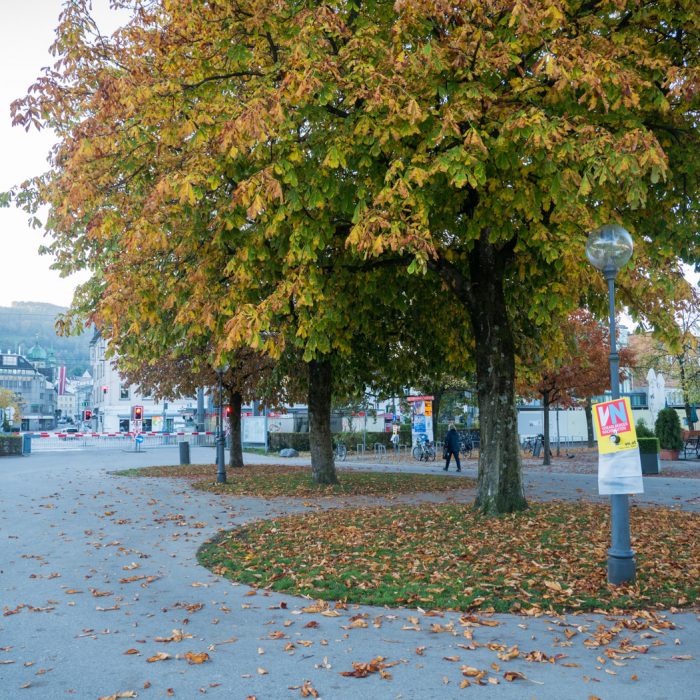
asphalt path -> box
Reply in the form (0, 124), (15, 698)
(1, 447), (698, 699)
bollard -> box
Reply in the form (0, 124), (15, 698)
(179, 441), (190, 465)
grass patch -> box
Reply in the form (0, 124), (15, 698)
(197, 501), (700, 613)
(114, 463), (475, 498)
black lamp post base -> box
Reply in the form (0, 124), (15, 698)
(216, 439), (227, 484)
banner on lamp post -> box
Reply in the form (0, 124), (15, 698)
(592, 397), (644, 495)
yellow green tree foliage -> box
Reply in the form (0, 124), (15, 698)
(9, 1), (700, 512)
(0, 388), (22, 429)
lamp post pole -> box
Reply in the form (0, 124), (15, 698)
(216, 368), (226, 484)
(586, 224), (636, 585)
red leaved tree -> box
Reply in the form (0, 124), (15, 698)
(518, 310), (635, 463)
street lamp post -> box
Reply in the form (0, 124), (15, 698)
(215, 366), (228, 484)
(585, 224), (636, 585)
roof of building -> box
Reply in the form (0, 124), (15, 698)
(27, 342), (48, 361)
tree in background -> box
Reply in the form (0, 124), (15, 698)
(122, 349), (276, 469)
(518, 310), (635, 461)
(633, 291), (700, 431)
(9, 1), (700, 512)
(0, 389), (22, 431)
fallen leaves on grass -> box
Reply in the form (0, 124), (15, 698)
(198, 502), (700, 613)
(116, 464), (474, 498)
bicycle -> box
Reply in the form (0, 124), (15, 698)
(521, 434), (544, 455)
(412, 440), (436, 462)
(521, 436), (535, 453)
(334, 442), (347, 461)
(459, 436), (473, 458)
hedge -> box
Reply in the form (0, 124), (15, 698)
(267, 427), (482, 453)
(638, 437), (660, 454)
(0, 435), (22, 457)
(267, 428), (414, 453)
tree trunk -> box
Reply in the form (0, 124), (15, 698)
(585, 397), (595, 447)
(432, 387), (443, 439)
(308, 358), (338, 484)
(466, 241), (527, 515)
(227, 390), (244, 468)
(542, 390), (551, 466)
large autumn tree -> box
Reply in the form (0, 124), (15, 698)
(10, 0), (700, 512)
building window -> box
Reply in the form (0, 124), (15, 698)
(120, 386), (129, 400)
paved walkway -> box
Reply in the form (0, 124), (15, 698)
(1, 447), (698, 699)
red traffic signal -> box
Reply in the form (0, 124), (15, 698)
(131, 405), (144, 420)
(225, 405), (232, 416)
(83, 409), (92, 421)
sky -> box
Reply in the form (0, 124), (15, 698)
(0, 0), (122, 309)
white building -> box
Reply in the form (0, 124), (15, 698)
(89, 330), (198, 433)
(56, 392), (78, 421)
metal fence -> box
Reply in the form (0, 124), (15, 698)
(23, 432), (216, 452)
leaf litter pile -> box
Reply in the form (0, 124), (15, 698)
(199, 502), (699, 613)
(116, 463), (475, 498)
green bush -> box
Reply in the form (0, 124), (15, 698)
(654, 408), (683, 451)
(635, 418), (655, 438)
(637, 437), (660, 454)
(0, 435), (22, 456)
(267, 428), (415, 453)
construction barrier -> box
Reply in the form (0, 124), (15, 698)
(21, 431), (216, 452)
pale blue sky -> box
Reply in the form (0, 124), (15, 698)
(0, 0), (120, 307)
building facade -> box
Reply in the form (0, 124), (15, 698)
(0, 352), (56, 430)
(89, 331), (198, 432)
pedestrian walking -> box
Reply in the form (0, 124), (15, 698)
(390, 431), (400, 454)
(443, 424), (461, 472)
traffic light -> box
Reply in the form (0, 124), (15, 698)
(83, 409), (92, 421)
(131, 405), (144, 421)
(225, 406), (232, 417)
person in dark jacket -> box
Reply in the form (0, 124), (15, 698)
(443, 424), (461, 472)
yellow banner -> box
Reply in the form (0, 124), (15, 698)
(592, 397), (638, 455)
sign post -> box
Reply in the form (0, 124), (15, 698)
(133, 419), (143, 452)
(592, 397), (643, 495)
(407, 396), (434, 446)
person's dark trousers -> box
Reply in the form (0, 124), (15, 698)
(444, 450), (461, 471)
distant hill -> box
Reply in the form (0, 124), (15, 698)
(0, 301), (92, 375)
